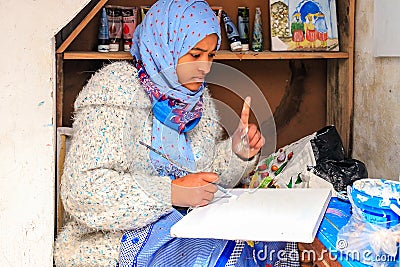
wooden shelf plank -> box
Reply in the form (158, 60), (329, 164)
(214, 51), (349, 60)
(62, 51), (133, 60)
(62, 50), (349, 60)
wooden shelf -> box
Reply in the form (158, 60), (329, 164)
(57, 0), (355, 154)
(62, 50), (349, 60)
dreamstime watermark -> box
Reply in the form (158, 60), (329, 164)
(253, 244), (299, 263)
(304, 239), (398, 264)
(253, 242), (398, 264)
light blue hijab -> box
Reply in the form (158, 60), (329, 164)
(131, 0), (221, 178)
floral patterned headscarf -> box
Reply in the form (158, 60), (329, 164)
(130, 0), (221, 177)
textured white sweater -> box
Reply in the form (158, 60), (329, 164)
(54, 61), (258, 266)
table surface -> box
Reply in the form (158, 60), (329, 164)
(299, 197), (400, 267)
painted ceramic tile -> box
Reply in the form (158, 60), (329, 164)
(270, 0), (339, 51)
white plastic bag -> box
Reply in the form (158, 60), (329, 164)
(336, 186), (400, 267)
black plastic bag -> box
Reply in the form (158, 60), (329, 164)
(309, 126), (368, 192)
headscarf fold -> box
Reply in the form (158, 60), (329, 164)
(131, 0), (221, 178)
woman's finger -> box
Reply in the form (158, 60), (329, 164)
(240, 96), (251, 132)
(246, 124), (259, 143)
(253, 135), (265, 150)
(249, 131), (262, 148)
(202, 191), (215, 202)
(203, 183), (218, 194)
(199, 172), (219, 184)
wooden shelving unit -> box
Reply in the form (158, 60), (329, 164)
(56, 0), (355, 152)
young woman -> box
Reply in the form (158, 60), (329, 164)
(54, 1), (298, 266)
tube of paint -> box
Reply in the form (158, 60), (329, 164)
(237, 7), (250, 51)
(97, 7), (110, 52)
(221, 10), (242, 52)
(251, 7), (263, 52)
(121, 7), (138, 52)
(105, 5), (123, 52)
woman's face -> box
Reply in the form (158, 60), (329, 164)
(177, 34), (218, 91)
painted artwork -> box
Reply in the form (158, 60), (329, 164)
(269, 0), (339, 51)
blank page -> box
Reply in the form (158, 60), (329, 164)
(170, 188), (331, 243)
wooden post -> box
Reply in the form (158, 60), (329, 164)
(327, 0), (355, 156)
(56, 53), (64, 127)
(56, 134), (67, 234)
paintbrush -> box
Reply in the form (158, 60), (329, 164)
(139, 141), (233, 197)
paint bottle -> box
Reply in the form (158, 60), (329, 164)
(97, 7), (110, 52)
(251, 7), (263, 52)
(221, 10), (242, 52)
(105, 5), (123, 52)
(121, 7), (138, 52)
(237, 7), (250, 51)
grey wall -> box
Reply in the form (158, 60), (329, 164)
(352, 0), (400, 181)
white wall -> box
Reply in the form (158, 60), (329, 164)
(353, 0), (400, 181)
(0, 1), (89, 266)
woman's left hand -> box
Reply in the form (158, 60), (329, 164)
(232, 96), (265, 159)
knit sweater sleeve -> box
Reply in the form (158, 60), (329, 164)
(61, 61), (173, 231)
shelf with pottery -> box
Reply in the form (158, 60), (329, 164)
(62, 50), (349, 60)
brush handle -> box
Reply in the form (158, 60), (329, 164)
(139, 141), (232, 197)
(139, 141), (194, 173)
(211, 182), (233, 197)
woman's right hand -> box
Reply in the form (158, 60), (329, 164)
(171, 172), (219, 207)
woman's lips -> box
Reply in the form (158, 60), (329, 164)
(191, 77), (205, 82)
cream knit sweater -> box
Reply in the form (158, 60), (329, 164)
(54, 61), (258, 267)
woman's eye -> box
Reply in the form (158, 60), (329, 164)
(191, 54), (201, 58)
(209, 53), (216, 58)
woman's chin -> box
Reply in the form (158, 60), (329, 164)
(183, 82), (202, 91)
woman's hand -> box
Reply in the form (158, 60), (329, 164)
(232, 96), (265, 159)
(171, 172), (219, 207)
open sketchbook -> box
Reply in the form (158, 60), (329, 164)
(170, 188), (331, 243)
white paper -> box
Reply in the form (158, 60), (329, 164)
(170, 188), (331, 243)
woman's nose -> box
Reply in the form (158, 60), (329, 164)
(198, 60), (212, 74)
